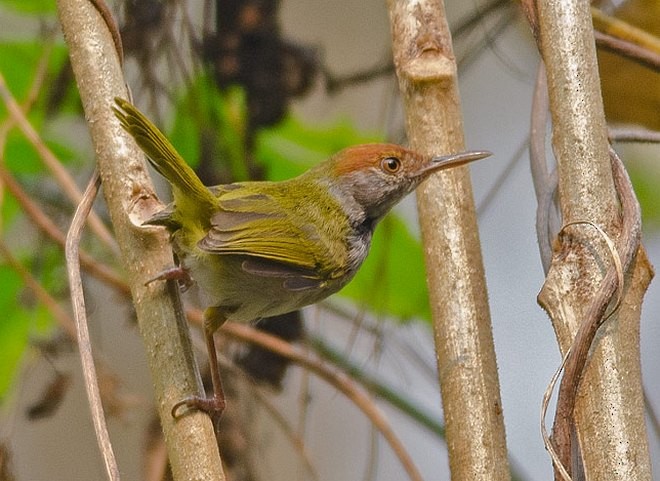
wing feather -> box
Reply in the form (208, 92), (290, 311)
(198, 185), (338, 284)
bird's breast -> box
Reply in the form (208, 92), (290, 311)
(343, 223), (373, 279)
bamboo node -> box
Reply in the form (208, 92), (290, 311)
(402, 54), (454, 84)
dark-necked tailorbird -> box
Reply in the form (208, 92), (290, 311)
(113, 97), (490, 417)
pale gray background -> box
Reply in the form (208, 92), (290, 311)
(5, 1), (659, 480)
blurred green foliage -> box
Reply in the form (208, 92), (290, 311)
(628, 158), (660, 230)
(0, 0), (56, 14)
(2, 6), (659, 405)
(0, 33), (434, 402)
(170, 76), (250, 181)
(0, 39), (75, 401)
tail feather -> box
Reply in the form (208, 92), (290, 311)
(113, 98), (217, 216)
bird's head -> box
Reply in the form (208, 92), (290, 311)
(316, 143), (490, 227)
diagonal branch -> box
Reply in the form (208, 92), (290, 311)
(0, 72), (118, 254)
(56, 1), (226, 480)
(219, 320), (425, 481)
(0, 164), (128, 295)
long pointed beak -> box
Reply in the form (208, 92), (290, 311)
(425, 150), (492, 173)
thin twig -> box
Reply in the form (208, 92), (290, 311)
(457, 3), (519, 75)
(609, 127), (660, 144)
(595, 31), (660, 73)
(541, 349), (572, 481)
(591, 7), (660, 56)
(247, 379), (319, 481)
(206, 316), (425, 481)
(590, 7), (660, 71)
(0, 71), (118, 254)
(312, 333), (525, 481)
(0, 37), (56, 234)
(453, 0), (510, 39)
(0, 239), (76, 340)
(476, 136), (526, 217)
(23, 28), (61, 111)
(518, 0), (540, 42)
(529, 63), (560, 274)
(310, 335), (445, 439)
(65, 169), (120, 481)
(0, 32), (55, 144)
(0, 164), (128, 295)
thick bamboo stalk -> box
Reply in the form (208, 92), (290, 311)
(56, 1), (226, 480)
(387, 1), (510, 479)
(535, 0), (653, 479)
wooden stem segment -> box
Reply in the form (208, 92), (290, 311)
(535, 0), (653, 479)
(56, 1), (226, 480)
(387, 1), (510, 479)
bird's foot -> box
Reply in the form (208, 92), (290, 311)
(146, 266), (193, 291)
(171, 394), (226, 419)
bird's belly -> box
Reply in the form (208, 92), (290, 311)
(184, 253), (345, 323)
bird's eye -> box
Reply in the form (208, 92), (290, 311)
(381, 157), (401, 174)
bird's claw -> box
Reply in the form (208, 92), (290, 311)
(146, 266), (193, 291)
(171, 394), (226, 420)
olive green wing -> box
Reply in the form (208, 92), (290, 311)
(198, 185), (332, 291)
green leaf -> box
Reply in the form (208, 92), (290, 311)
(4, 130), (78, 174)
(170, 76), (248, 181)
(0, 42), (68, 110)
(0, 0), (56, 14)
(629, 161), (660, 229)
(254, 115), (381, 180)
(0, 265), (54, 401)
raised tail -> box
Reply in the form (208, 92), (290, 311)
(113, 98), (217, 216)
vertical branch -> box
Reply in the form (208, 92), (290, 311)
(534, 0), (653, 479)
(538, 1), (615, 225)
(56, 1), (226, 480)
(386, 1), (509, 479)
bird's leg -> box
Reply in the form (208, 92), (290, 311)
(171, 307), (227, 419)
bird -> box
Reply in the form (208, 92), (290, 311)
(113, 97), (490, 417)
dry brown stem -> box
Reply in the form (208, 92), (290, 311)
(0, 72), (118, 254)
(205, 313), (425, 481)
(548, 148), (644, 478)
(594, 30), (660, 72)
(0, 239), (76, 339)
(0, 164), (129, 295)
(65, 171), (120, 481)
